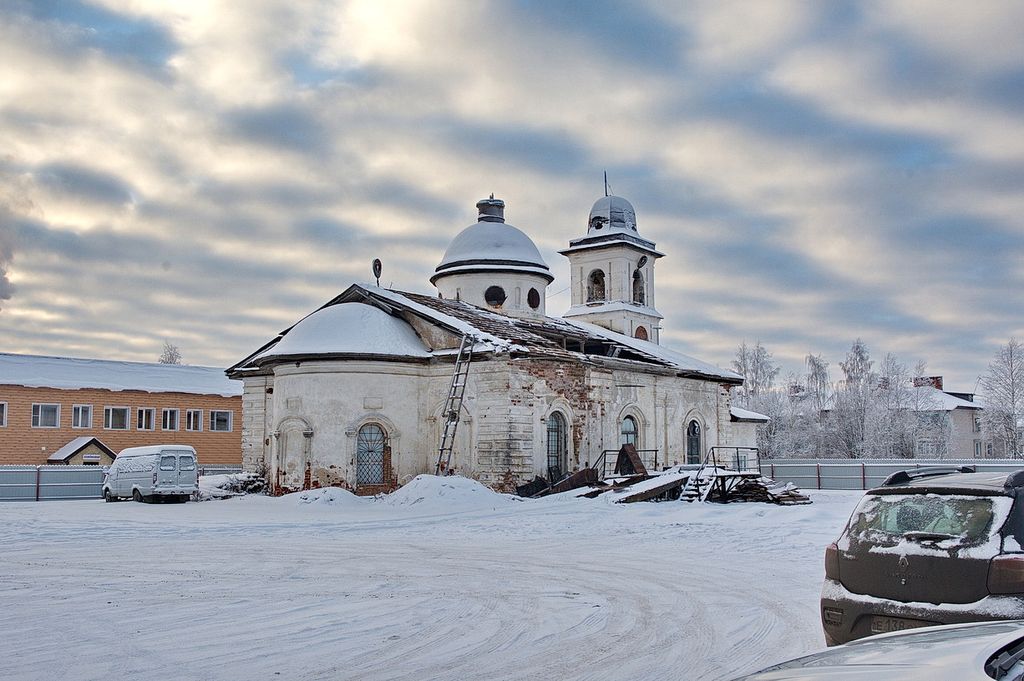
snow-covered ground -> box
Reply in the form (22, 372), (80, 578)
(0, 477), (861, 681)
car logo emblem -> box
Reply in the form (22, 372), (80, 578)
(897, 555), (910, 585)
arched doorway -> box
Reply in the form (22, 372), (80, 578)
(546, 412), (568, 482)
(356, 423), (387, 486)
(686, 420), (702, 465)
(621, 415), (638, 448)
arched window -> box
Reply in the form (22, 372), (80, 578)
(634, 326), (648, 341)
(546, 412), (567, 482)
(621, 415), (638, 447)
(632, 270), (645, 305)
(686, 420), (702, 465)
(356, 423), (386, 485)
(587, 269), (606, 302)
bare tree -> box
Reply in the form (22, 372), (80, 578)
(732, 340), (780, 403)
(980, 338), (1024, 458)
(159, 341), (183, 365)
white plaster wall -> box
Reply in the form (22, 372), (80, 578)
(949, 408), (982, 457)
(434, 270), (550, 317)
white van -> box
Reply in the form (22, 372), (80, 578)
(102, 445), (199, 503)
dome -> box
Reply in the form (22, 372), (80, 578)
(588, 195), (638, 234)
(431, 197), (552, 284)
(260, 303), (430, 360)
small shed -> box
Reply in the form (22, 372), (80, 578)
(46, 437), (117, 465)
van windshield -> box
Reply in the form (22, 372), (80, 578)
(159, 456), (177, 471)
(179, 456), (195, 471)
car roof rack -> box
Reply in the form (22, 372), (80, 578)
(882, 466), (976, 487)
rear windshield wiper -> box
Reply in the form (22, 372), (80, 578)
(985, 638), (1024, 679)
(903, 531), (958, 543)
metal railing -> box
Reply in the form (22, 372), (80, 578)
(760, 458), (1024, 490)
(706, 446), (761, 473)
(590, 449), (659, 479)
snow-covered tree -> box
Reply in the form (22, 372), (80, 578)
(980, 338), (1024, 458)
(732, 340), (780, 403)
(158, 341), (183, 365)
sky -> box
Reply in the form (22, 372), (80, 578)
(1, 0), (1022, 391)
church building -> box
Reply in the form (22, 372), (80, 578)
(228, 194), (762, 494)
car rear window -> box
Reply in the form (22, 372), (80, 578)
(178, 456), (195, 471)
(848, 493), (1008, 548)
(159, 455), (177, 471)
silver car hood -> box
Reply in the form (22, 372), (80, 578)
(735, 621), (1024, 680)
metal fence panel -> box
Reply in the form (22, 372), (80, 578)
(0, 464), (244, 501)
(762, 459), (1024, 490)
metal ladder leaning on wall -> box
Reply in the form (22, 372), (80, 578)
(434, 334), (475, 475)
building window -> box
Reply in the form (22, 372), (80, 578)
(527, 288), (541, 310)
(686, 420), (702, 465)
(484, 285), (506, 307)
(975, 440), (983, 458)
(162, 408), (179, 431)
(137, 408), (155, 431)
(210, 410), (233, 432)
(621, 415), (638, 447)
(974, 416), (982, 433)
(32, 403), (60, 428)
(104, 407), (130, 430)
(546, 412), (568, 482)
(632, 270), (645, 305)
(0, 402), (6, 427)
(186, 409), (203, 432)
(356, 423), (386, 486)
(586, 269), (606, 302)
(634, 326), (648, 341)
(72, 405), (93, 429)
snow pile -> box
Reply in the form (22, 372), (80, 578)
(197, 473), (266, 500)
(382, 474), (521, 511)
(291, 487), (366, 507)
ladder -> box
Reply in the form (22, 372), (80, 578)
(435, 334), (475, 475)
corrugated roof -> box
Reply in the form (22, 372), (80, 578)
(0, 353), (241, 397)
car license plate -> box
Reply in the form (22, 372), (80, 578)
(870, 616), (927, 635)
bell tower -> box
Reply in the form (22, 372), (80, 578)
(560, 194), (663, 343)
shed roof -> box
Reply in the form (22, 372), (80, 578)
(46, 436), (117, 463)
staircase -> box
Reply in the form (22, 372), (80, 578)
(434, 334), (475, 475)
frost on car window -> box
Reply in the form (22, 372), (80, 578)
(848, 494), (1002, 548)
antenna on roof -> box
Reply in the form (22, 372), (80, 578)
(489, 192), (494, 200)
(604, 171), (609, 197)
(372, 258), (382, 287)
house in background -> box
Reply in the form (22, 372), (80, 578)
(0, 353), (242, 465)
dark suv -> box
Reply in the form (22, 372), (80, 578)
(821, 466), (1024, 645)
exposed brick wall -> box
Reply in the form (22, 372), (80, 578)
(0, 385), (242, 465)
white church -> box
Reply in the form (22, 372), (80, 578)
(228, 194), (765, 494)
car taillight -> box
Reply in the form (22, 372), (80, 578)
(825, 542), (840, 580)
(989, 555), (1024, 594)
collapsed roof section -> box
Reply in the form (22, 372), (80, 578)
(227, 284), (741, 384)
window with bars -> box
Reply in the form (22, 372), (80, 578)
(546, 412), (567, 482)
(356, 423), (386, 486)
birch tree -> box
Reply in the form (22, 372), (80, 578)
(981, 338), (1024, 458)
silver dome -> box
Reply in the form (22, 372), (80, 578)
(588, 195), (637, 234)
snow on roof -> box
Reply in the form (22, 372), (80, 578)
(434, 220), (550, 276)
(46, 436), (115, 463)
(563, 301), (664, 320)
(0, 353), (241, 397)
(363, 285), (528, 354)
(254, 302), (431, 361)
(730, 406), (770, 422)
(912, 384), (981, 411)
(562, 319), (742, 381)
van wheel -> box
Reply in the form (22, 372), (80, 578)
(133, 489), (144, 503)
(103, 489), (115, 503)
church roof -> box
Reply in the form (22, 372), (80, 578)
(229, 284), (740, 384)
(252, 302), (431, 361)
(431, 197), (552, 284)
